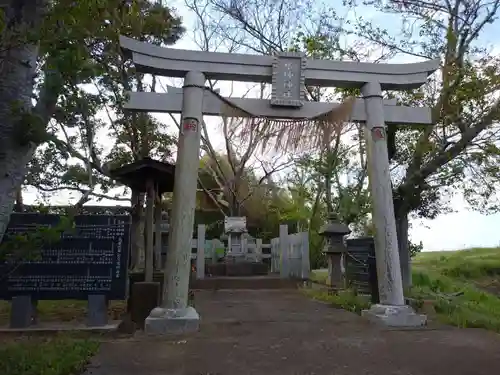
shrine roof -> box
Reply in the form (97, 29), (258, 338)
(109, 157), (175, 194)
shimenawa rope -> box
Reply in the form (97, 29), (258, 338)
(183, 84), (355, 152)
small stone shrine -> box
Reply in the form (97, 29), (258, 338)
(204, 217), (268, 277)
(225, 216), (247, 263)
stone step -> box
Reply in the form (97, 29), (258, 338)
(190, 276), (299, 290)
(205, 261), (268, 277)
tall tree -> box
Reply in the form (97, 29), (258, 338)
(45, 0), (183, 269)
(185, 0), (374, 255)
(188, 0), (499, 283)
(179, 0), (296, 222)
(345, 0), (500, 287)
(1, 0), (184, 266)
(0, 0), (52, 241)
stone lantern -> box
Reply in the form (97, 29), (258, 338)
(319, 213), (351, 289)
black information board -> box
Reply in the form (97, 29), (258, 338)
(345, 237), (375, 294)
(0, 213), (130, 300)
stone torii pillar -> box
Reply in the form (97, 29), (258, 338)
(361, 82), (425, 326)
(145, 71), (205, 334)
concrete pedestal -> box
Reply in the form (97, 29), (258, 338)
(144, 306), (200, 335)
(362, 304), (427, 327)
(10, 295), (35, 328)
(130, 281), (161, 329)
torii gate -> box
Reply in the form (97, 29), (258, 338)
(120, 36), (438, 333)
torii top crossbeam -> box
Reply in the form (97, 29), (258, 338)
(120, 36), (439, 90)
(120, 36), (439, 125)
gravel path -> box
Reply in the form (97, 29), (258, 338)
(84, 289), (500, 375)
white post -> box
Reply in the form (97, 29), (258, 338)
(270, 238), (277, 272)
(241, 236), (248, 260)
(212, 239), (219, 264)
(154, 194), (162, 270)
(279, 225), (289, 278)
(290, 234), (297, 278)
(361, 81), (426, 327)
(146, 71), (204, 334)
(144, 180), (155, 282)
(294, 237), (300, 277)
(256, 238), (263, 262)
(301, 232), (310, 279)
(196, 225), (205, 279)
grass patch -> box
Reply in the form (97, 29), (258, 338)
(302, 288), (371, 314)
(0, 300), (127, 326)
(310, 268), (328, 284)
(411, 247), (500, 331)
(410, 268), (500, 331)
(309, 247), (500, 331)
(0, 335), (99, 375)
(413, 247), (500, 281)
(307, 269), (371, 314)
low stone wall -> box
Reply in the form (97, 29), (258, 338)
(205, 262), (268, 277)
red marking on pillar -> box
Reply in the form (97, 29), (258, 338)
(183, 118), (199, 132)
(372, 127), (385, 141)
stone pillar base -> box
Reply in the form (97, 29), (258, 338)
(144, 306), (200, 335)
(130, 281), (161, 329)
(361, 304), (427, 327)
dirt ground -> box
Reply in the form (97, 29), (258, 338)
(84, 290), (500, 375)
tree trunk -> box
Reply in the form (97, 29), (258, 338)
(229, 180), (240, 216)
(0, 1), (49, 241)
(130, 189), (145, 270)
(324, 172), (334, 213)
(395, 209), (411, 290)
(14, 186), (23, 212)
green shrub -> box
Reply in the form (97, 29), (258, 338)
(309, 232), (327, 270)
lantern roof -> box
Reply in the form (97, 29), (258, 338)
(318, 213), (351, 237)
